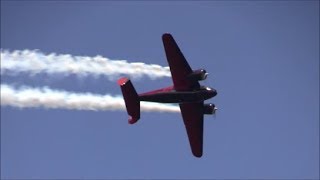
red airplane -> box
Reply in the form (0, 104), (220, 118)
(117, 33), (217, 157)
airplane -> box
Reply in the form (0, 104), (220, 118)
(117, 33), (218, 157)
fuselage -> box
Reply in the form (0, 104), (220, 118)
(139, 86), (217, 103)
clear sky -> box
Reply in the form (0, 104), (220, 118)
(1, 1), (319, 179)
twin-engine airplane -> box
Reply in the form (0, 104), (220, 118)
(118, 33), (218, 157)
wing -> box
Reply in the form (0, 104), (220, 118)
(162, 33), (200, 91)
(179, 102), (204, 157)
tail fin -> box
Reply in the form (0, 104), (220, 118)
(117, 77), (140, 124)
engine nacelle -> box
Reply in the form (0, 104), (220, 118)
(188, 69), (208, 81)
(203, 103), (217, 115)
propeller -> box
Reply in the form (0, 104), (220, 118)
(213, 106), (218, 119)
(202, 73), (214, 91)
(204, 72), (209, 80)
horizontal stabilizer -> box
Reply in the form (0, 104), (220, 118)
(118, 77), (140, 124)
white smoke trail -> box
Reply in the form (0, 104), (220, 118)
(0, 84), (180, 113)
(0, 49), (171, 80)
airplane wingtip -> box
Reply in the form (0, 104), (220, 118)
(192, 150), (203, 158)
(194, 153), (203, 158)
(162, 33), (173, 40)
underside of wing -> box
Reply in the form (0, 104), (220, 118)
(179, 102), (204, 157)
(162, 33), (200, 91)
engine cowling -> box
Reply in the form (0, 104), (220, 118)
(203, 103), (217, 115)
(188, 69), (208, 81)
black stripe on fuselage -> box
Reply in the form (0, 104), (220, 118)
(139, 90), (213, 103)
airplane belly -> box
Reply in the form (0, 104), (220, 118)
(139, 91), (206, 103)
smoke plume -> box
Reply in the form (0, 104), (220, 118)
(1, 84), (180, 113)
(1, 49), (171, 79)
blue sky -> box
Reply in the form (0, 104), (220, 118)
(1, 1), (319, 179)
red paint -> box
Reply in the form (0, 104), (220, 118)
(117, 33), (218, 158)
